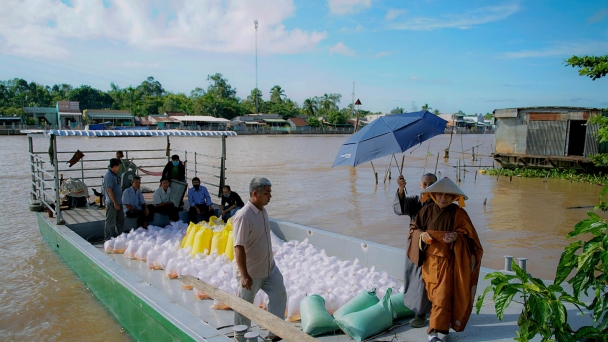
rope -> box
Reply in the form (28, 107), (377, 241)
(137, 167), (163, 177)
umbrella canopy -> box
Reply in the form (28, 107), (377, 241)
(332, 110), (448, 167)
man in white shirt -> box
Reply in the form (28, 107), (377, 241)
(122, 176), (155, 228)
(232, 177), (286, 341)
(152, 178), (179, 223)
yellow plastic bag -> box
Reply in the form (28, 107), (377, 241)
(181, 222), (197, 248)
(224, 218), (233, 232)
(208, 215), (218, 226)
(225, 231), (234, 261)
(192, 227), (213, 256)
(210, 229), (229, 255)
(185, 224), (203, 249)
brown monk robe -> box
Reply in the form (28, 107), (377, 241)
(410, 202), (483, 335)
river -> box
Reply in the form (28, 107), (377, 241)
(0, 133), (604, 340)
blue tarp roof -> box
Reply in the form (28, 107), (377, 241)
(25, 130), (237, 137)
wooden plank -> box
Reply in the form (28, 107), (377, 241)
(181, 276), (317, 342)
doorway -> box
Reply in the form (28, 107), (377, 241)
(567, 120), (587, 156)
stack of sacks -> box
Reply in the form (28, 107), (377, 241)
(105, 222), (406, 322)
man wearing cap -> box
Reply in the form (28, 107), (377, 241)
(409, 177), (483, 342)
(104, 158), (124, 239)
(394, 173), (437, 328)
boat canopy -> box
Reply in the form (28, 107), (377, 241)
(24, 129), (237, 137)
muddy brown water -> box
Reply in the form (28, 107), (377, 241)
(1, 133), (603, 340)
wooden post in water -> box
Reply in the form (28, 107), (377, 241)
(370, 161), (378, 184)
(434, 153), (440, 175)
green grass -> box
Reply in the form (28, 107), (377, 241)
(483, 167), (608, 185)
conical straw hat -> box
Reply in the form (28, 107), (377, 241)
(421, 177), (468, 200)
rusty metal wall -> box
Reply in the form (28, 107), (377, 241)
(584, 122), (599, 157)
(526, 120), (567, 156)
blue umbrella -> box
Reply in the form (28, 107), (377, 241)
(332, 110), (448, 167)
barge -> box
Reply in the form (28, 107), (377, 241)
(29, 130), (593, 341)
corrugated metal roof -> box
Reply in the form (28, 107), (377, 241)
(172, 116), (230, 123)
(262, 118), (287, 123)
(288, 118), (308, 127)
(30, 130), (237, 137)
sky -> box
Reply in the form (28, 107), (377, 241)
(0, 0), (607, 114)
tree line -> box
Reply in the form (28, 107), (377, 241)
(0, 74), (378, 125)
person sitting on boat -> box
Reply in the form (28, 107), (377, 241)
(187, 177), (214, 224)
(104, 158), (124, 239)
(161, 154), (186, 183)
(394, 173), (437, 328)
(409, 177), (483, 342)
(122, 176), (155, 229)
(219, 185), (244, 221)
(232, 177), (286, 341)
(152, 178), (179, 223)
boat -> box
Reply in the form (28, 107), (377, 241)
(28, 129), (592, 341)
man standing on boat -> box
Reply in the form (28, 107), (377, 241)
(232, 177), (286, 341)
(394, 173), (437, 328)
(122, 176), (155, 228)
(104, 158), (124, 239)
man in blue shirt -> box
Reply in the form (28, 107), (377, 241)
(104, 158), (124, 239)
(188, 177), (214, 224)
(122, 176), (155, 228)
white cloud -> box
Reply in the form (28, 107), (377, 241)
(0, 0), (328, 59)
(105, 61), (162, 69)
(328, 0), (371, 15)
(588, 8), (608, 24)
(387, 3), (519, 30)
(499, 40), (608, 58)
(329, 42), (355, 56)
(385, 8), (407, 21)
(373, 50), (398, 58)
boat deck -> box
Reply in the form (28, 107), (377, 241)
(49, 206), (594, 341)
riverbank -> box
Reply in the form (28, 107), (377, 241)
(484, 167), (608, 186)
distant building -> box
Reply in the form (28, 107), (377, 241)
(56, 101), (82, 128)
(83, 109), (134, 127)
(493, 106), (607, 169)
(171, 115), (230, 130)
(288, 117), (308, 130)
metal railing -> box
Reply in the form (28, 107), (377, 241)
(28, 133), (228, 225)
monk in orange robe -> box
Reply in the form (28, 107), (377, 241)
(409, 177), (483, 342)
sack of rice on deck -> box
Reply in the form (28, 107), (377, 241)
(300, 294), (339, 337)
(332, 288), (378, 321)
(390, 292), (415, 320)
(335, 288), (394, 342)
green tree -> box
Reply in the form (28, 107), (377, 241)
(269, 85), (285, 104)
(422, 103), (432, 111)
(433, 109), (440, 115)
(484, 113), (493, 120)
(565, 55), (608, 166)
(327, 110), (346, 124)
(68, 85), (113, 111)
(302, 98), (317, 117)
(390, 107), (404, 114)
(307, 117), (321, 127)
(565, 55), (608, 80)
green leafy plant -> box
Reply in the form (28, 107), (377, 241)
(476, 261), (584, 341)
(484, 167), (608, 186)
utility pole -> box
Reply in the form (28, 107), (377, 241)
(354, 98), (362, 132)
(254, 19), (259, 114)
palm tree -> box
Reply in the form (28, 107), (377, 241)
(303, 98), (317, 117)
(270, 85), (285, 104)
(433, 109), (440, 115)
(422, 103), (432, 111)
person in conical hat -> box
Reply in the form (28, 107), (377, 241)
(393, 173), (437, 328)
(408, 177), (483, 342)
